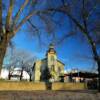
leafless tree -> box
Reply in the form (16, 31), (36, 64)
(44, 0), (100, 91)
(0, 0), (61, 74)
(0, 0), (100, 90)
(6, 47), (36, 81)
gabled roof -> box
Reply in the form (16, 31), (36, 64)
(41, 58), (47, 61)
(57, 59), (65, 65)
(33, 58), (65, 66)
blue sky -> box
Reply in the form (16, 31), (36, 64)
(3, 0), (99, 72)
(10, 22), (97, 72)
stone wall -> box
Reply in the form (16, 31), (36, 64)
(0, 81), (87, 90)
(52, 82), (87, 90)
(0, 82), (47, 90)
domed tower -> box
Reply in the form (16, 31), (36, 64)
(32, 43), (64, 82)
(46, 44), (58, 81)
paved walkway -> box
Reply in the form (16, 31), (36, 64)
(0, 90), (100, 100)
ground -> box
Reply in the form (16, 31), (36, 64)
(0, 90), (100, 100)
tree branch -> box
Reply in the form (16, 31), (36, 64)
(27, 19), (42, 45)
(13, 0), (29, 27)
(27, 19), (39, 33)
(0, 0), (2, 33)
(82, 0), (99, 61)
(46, 6), (86, 34)
(55, 32), (75, 46)
(6, 0), (14, 31)
(13, 10), (44, 33)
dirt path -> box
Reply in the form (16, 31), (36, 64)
(0, 90), (100, 100)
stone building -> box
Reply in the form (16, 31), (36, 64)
(32, 44), (64, 82)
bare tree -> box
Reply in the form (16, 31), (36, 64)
(0, 0), (59, 74)
(5, 47), (36, 81)
(45, 0), (100, 91)
(19, 58), (36, 81)
(0, 0), (100, 90)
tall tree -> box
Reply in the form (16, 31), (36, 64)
(46, 0), (100, 91)
(6, 48), (36, 81)
(0, 0), (57, 74)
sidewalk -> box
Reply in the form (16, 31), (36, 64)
(0, 90), (100, 100)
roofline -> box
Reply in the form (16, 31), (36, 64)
(34, 58), (65, 65)
(57, 59), (65, 65)
(41, 58), (47, 61)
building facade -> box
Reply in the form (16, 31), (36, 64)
(32, 44), (64, 82)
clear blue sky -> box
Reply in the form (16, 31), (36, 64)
(4, 0), (99, 72)
(11, 23), (97, 72)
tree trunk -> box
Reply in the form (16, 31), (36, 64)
(29, 73), (32, 82)
(8, 70), (11, 80)
(0, 34), (9, 76)
(20, 67), (23, 81)
(97, 59), (100, 92)
(0, 42), (7, 75)
(85, 33), (100, 92)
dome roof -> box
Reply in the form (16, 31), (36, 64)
(48, 43), (56, 53)
(49, 43), (54, 49)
